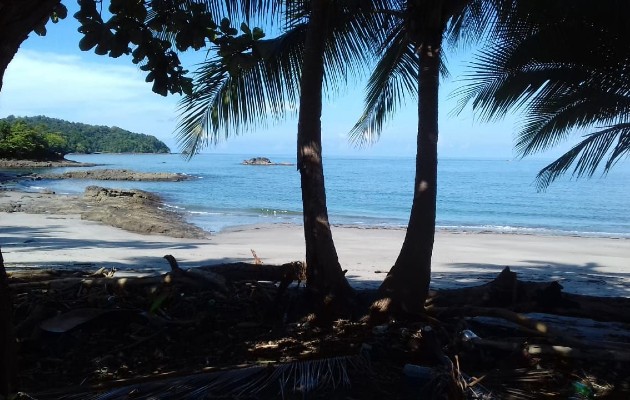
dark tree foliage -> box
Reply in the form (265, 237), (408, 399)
(0, 0), (260, 97)
(0, 116), (170, 156)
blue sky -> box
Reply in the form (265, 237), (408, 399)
(0, 5), (530, 159)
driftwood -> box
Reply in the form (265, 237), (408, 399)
(428, 267), (630, 323)
(470, 337), (630, 362)
(8, 260), (303, 297)
(198, 261), (303, 288)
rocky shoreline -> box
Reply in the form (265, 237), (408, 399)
(0, 158), (97, 168)
(29, 169), (194, 182)
(0, 160), (207, 238)
(0, 186), (208, 239)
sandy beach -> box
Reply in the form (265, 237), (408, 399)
(1, 188), (628, 297)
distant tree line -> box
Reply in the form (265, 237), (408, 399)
(0, 116), (170, 159)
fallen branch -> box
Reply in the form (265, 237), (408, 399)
(430, 306), (611, 350)
(470, 337), (630, 362)
(428, 267), (630, 323)
(9, 261), (303, 297)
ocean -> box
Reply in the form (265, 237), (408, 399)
(11, 153), (630, 238)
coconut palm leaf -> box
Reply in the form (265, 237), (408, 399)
(349, 25), (416, 145)
(458, 1), (630, 187)
(350, 0), (498, 147)
(49, 355), (369, 400)
(536, 124), (630, 190)
(177, 0), (393, 155)
(177, 26), (306, 156)
(518, 89), (630, 156)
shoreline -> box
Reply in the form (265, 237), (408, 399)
(219, 220), (630, 241)
(0, 187), (207, 239)
(0, 157), (98, 169)
(1, 188), (629, 297)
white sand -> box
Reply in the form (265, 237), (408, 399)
(1, 212), (629, 297)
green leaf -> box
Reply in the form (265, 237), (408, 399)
(252, 27), (265, 40)
(94, 43), (109, 55)
(33, 21), (47, 36)
(55, 3), (68, 19)
(220, 18), (231, 33)
(240, 22), (251, 35)
(79, 34), (99, 51)
(149, 293), (169, 314)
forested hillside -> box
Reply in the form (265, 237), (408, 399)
(0, 116), (170, 157)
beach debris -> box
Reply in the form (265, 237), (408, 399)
(427, 267), (630, 323)
(5, 262), (630, 398)
(251, 249), (263, 265)
(39, 308), (140, 333)
(402, 363), (434, 385)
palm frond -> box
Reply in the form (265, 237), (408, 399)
(455, 2), (630, 185)
(322, 1), (389, 97)
(445, 0), (498, 51)
(204, 0), (283, 24)
(49, 355), (370, 400)
(176, 26), (306, 157)
(535, 124), (630, 190)
(177, 0), (393, 155)
(349, 26), (416, 146)
(518, 90), (630, 156)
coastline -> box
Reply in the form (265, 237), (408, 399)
(1, 188), (628, 297)
(0, 157), (97, 169)
(0, 187), (207, 239)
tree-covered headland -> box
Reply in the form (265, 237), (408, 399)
(0, 116), (170, 160)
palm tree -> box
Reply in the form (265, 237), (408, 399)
(178, 1), (390, 313)
(456, 1), (630, 189)
(0, 247), (15, 398)
(350, 0), (494, 314)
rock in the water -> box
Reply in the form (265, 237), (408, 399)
(241, 157), (293, 166)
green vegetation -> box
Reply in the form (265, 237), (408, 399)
(0, 120), (66, 160)
(0, 116), (170, 159)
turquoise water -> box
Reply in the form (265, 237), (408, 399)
(11, 153), (630, 237)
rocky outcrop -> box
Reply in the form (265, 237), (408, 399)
(0, 158), (97, 168)
(31, 169), (193, 182)
(80, 186), (207, 238)
(0, 186), (207, 239)
(241, 157), (293, 166)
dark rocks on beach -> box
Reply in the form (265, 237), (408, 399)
(242, 157), (293, 166)
(0, 186), (207, 239)
(0, 158), (97, 168)
(31, 169), (193, 182)
(81, 186), (207, 239)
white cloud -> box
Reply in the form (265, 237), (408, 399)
(0, 50), (181, 149)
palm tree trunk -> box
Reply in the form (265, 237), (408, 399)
(378, 42), (440, 314)
(0, 247), (16, 397)
(296, 0), (353, 316)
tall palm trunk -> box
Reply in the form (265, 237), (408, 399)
(0, 248), (16, 397)
(378, 39), (441, 314)
(297, 0), (353, 314)
(0, 0), (60, 92)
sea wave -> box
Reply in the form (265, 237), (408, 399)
(437, 224), (630, 239)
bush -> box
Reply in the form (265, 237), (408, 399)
(0, 122), (66, 160)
